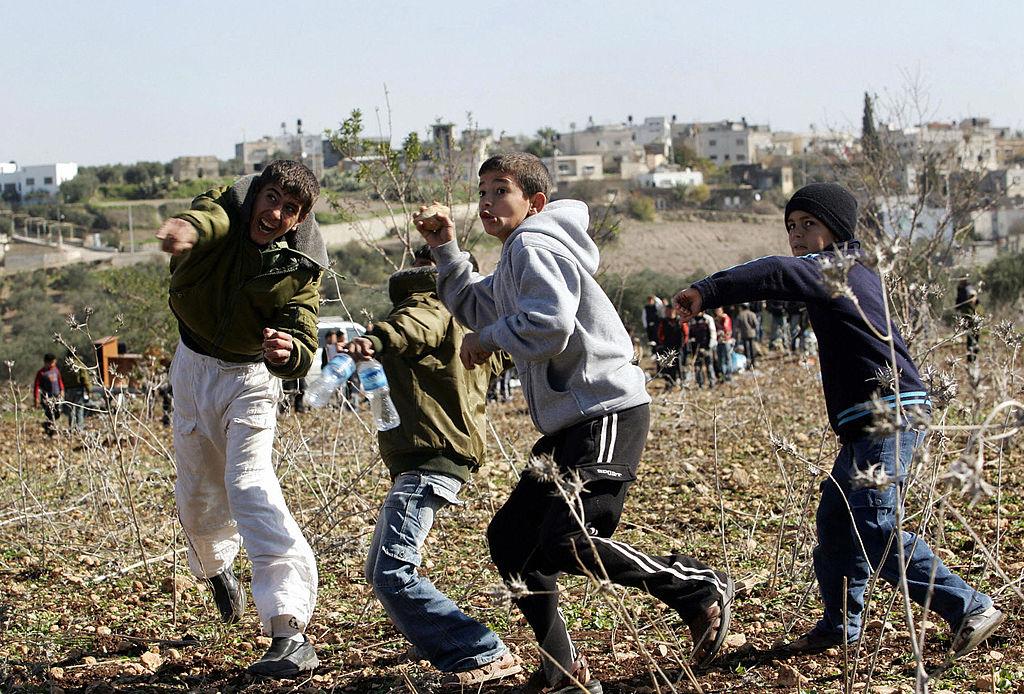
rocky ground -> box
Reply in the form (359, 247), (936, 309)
(0, 341), (1020, 693)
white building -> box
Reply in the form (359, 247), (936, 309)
(887, 123), (997, 173)
(0, 162), (78, 199)
(874, 195), (953, 240)
(692, 121), (772, 165)
(635, 167), (704, 189)
(236, 119), (324, 178)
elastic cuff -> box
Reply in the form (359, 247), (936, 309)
(432, 240), (464, 266)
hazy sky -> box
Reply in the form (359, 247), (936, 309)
(4, 1), (1023, 166)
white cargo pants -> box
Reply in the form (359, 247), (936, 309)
(171, 341), (318, 633)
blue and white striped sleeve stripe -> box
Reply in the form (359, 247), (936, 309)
(836, 391), (931, 427)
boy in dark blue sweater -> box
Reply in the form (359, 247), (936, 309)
(675, 183), (1003, 658)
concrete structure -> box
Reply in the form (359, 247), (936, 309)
(544, 153), (603, 184)
(554, 120), (642, 173)
(0, 162), (78, 199)
(171, 156), (220, 182)
(634, 167), (703, 189)
(635, 116), (673, 159)
(768, 131), (804, 157)
(971, 207), (1024, 246)
(995, 135), (1024, 167)
(730, 164), (793, 195)
(887, 123), (997, 173)
(873, 195), (954, 240)
(980, 166), (1024, 200)
(235, 119), (324, 178)
(803, 129), (858, 158)
(692, 120), (772, 165)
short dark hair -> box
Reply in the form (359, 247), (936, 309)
(44, 353), (56, 363)
(479, 152), (551, 197)
(257, 160), (320, 216)
(414, 243), (434, 264)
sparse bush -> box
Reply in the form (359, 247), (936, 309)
(626, 193), (656, 222)
(983, 250), (1024, 308)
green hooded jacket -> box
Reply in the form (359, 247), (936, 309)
(167, 175), (327, 380)
(366, 266), (503, 483)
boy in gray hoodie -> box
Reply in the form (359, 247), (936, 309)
(417, 153), (733, 693)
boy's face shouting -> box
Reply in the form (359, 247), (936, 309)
(478, 171), (544, 242)
(250, 184), (308, 245)
(785, 210), (836, 256)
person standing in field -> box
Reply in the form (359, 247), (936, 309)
(156, 160), (326, 677)
(675, 182), (1003, 659)
(419, 153), (734, 693)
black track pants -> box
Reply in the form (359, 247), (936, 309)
(487, 404), (729, 678)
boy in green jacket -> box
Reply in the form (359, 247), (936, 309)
(343, 246), (522, 688)
(156, 160), (325, 678)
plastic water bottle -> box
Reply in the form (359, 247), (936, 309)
(306, 354), (356, 409)
(357, 359), (400, 431)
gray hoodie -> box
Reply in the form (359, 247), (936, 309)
(433, 199), (650, 435)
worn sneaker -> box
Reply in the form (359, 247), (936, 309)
(247, 635), (319, 678)
(780, 628), (859, 656)
(515, 655), (603, 693)
(951, 606), (1005, 659)
(687, 573), (735, 669)
(440, 651), (523, 687)
(207, 566), (246, 624)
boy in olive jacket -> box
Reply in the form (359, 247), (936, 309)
(343, 247), (521, 688)
(156, 160), (326, 678)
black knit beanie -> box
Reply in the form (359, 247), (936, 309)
(784, 183), (858, 242)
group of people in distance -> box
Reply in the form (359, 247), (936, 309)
(153, 154), (1003, 692)
(645, 296), (753, 388)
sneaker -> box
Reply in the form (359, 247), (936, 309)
(686, 573), (735, 669)
(440, 651), (523, 687)
(780, 628), (859, 656)
(247, 635), (319, 678)
(951, 606), (1005, 659)
(515, 655), (602, 693)
(207, 566), (246, 624)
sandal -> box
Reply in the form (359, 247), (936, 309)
(688, 574), (734, 669)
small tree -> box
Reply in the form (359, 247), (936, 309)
(861, 91), (880, 162)
(626, 193), (656, 222)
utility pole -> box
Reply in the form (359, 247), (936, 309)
(128, 204), (135, 254)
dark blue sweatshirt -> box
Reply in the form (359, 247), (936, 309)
(692, 241), (930, 439)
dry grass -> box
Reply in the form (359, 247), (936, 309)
(0, 338), (1019, 693)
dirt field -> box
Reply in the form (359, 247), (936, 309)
(1, 340), (1019, 693)
(471, 215), (789, 279)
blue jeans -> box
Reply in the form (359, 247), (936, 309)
(365, 471), (507, 672)
(813, 429), (992, 640)
(64, 387), (88, 429)
(716, 342), (732, 381)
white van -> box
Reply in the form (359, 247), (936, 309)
(306, 317), (366, 379)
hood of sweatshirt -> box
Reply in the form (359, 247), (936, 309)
(387, 265), (438, 305)
(505, 200), (598, 275)
(228, 174), (329, 268)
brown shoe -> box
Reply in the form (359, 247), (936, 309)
(440, 651), (523, 687)
(687, 574), (735, 669)
(515, 655), (602, 693)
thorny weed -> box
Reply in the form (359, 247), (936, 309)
(0, 268), (1020, 693)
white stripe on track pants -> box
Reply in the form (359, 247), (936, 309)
(171, 341), (318, 634)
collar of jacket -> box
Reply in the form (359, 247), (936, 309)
(227, 174), (329, 268)
(388, 265), (438, 305)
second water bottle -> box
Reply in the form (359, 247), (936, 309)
(357, 359), (401, 431)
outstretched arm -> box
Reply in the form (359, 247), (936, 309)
(678, 254), (832, 319)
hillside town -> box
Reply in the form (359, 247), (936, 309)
(3, 103), (1023, 271)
